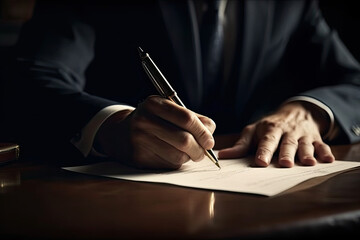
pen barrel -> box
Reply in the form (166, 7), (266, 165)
(141, 57), (177, 98)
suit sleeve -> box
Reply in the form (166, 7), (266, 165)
(4, 1), (118, 160)
(297, 0), (360, 143)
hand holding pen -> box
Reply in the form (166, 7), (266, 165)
(138, 47), (220, 169)
(95, 48), (219, 170)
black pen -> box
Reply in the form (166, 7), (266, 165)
(138, 47), (220, 169)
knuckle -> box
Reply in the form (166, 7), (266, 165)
(181, 111), (197, 129)
(280, 153), (292, 158)
(258, 146), (272, 155)
(313, 140), (324, 146)
(143, 95), (159, 108)
(144, 95), (173, 115)
(262, 134), (277, 142)
(298, 137), (312, 147)
(178, 133), (194, 151)
(298, 141), (310, 147)
(260, 119), (277, 129)
(202, 117), (216, 133)
(313, 140), (330, 150)
(197, 127), (209, 140)
(209, 118), (216, 129)
(281, 137), (298, 147)
(242, 124), (254, 135)
(236, 138), (248, 146)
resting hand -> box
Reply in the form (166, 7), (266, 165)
(94, 95), (216, 170)
(218, 102), (335, 167)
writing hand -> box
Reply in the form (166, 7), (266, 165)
(95, 95), (216, 169)
(218, 102), (335, 167)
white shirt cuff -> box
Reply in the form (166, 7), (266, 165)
(284, 96), (336, 140)
(70, 105), (135, 157)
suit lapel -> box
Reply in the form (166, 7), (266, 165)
(158, 0), (203, 110)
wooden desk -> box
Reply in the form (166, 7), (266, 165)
(1, 136), (360, 239)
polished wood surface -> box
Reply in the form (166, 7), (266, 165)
(1, 136), (360, 239)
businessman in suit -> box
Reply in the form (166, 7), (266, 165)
(4, 0), (360, 169)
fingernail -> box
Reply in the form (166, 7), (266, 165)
(257, 154), (269, 164)
(279, 157), (293, 168)
(302, 157), (316, 166)
(322, 155), (335, 163)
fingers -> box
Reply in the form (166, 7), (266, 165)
(313, 141), (335, 163)
(131, 96), (216, 168)
(133, 133), (190, 170)
(255, 126), (283, 167)
(143, 118), (206, 162)
(197, 113), (216, 134)
(278, 134), (298, 168)
(218, 125), (255, 159)
(223, 105), (336, 168)
(263, 133), (334, 168)
(142, 96), (215, 150)
(275, 135), (335, 167)
(129, 96), (336, 170)
(297, 136), (317, 166)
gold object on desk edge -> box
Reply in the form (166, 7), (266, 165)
(0, 143), (20, 165)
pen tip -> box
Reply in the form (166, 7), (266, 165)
(216, 162), (221, 169)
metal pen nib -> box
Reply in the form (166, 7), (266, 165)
(138, 46), (221, 169)
(205, 149), (221, 169)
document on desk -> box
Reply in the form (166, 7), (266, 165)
(63, 153), (360, 196)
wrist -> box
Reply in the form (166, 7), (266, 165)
(282, 96), (338, 140)
(280, 101), (330, 138)
(300, 102), (330, 137)
(94, 109), (133, 155)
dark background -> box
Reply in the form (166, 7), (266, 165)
(319, 0), (360, 62)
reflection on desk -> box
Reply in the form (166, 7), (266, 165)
(0, 137), (360, 239)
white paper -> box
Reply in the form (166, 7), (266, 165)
(63, 153), (360, 196)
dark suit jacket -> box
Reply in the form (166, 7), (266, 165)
(3, 0), (360, 160)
